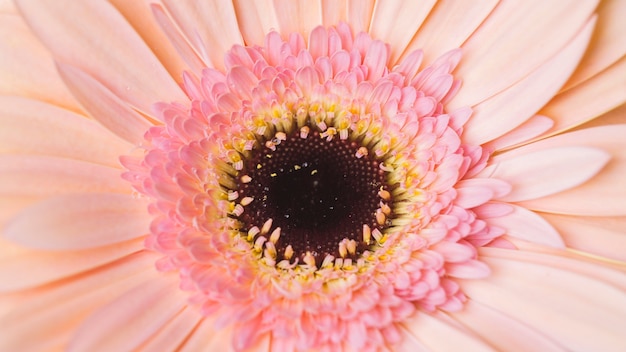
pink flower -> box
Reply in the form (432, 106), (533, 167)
(1, 0), (625, 351)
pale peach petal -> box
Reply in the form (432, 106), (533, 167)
(368, 0), (436, 63)
(0, 196), (37, 229)
(0, 252), (158, 351)
(486, 115), (554, 151)
(461, 17), (595, 145)
(543, 213), (626, 262)
(0, 156), (128, 197)
(57, 63), (154, 144)
(67, 273), (186, 352)
(400, 311), (496, 351)
(178, 316), (232, 352)
(346, 0), (376, 32)
(108, 0), (188, 79)
(508, 125), (626, 215)
(563, 0), (626, 90)
(399, 0), (498, 65)
(161, 0), (244, 70)
(140, 308), (203, 352)
(451, 300), (564, 351)
(0, 14), (79, 111)
(0, 96), (132, 167)
(489, 241), (626, 289)
(449, 0), (598, 109)
(479, 146), (610, 202)
(484, 205), (565, 248)
(0, 0), (16, 13)
(15, 0), (187, 115)
(4, 193), (150, 250)
(150, 3), (206, 74)
(273, 0), (323, 44)
(233, 0), (279, 46)
(572, 102), (626, 129)
(461, 249), (626, 351)
(540, 56), (626, 135)
(0, 237), (145, 292)
(321, 0), (347, 26)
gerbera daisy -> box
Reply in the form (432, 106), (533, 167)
(1, 0), (625, 351)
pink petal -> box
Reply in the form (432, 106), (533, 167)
(563, 0), (626, 90)
(399, 0), (498, 65)
(161, 0), (243, 70)
(57, 63), (153, 145)
(0, 251), (158, 351)
(543, 213), (626, 262)
(448, 0), (598, 109)
(0, 96), (131, 167)
(68, 273), (186, 352)
(0, 156), (127, 198)
(485, 205), (565, 248)
(367, 0), (436, 63)
(461, 248), (626, 351)
(461, 17), (595, 145)
(400, 312), (495, 351)
(506, 125), (626, 216)
(15, 0), (187, 115)
(0, 14), (78, 110)
(0, 237), (145, 292)
(4, 194), (150, 250)
(481, 146), (610, 202)
(455, 178), (512, 209)
(541, 55), (626, 136)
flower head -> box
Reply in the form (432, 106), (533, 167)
(1, 0), (625, 351)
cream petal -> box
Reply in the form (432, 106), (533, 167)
(0, 156), (128, 197)
(108, 0), (188, 79)
(0, 251), (158, 351)
(162, 0), (244, 70)
(480, 146), (610, 202)
(0, 96), (132, 167)
(0, 14), (79, 111)
(448, 0), (598, 109)
(542, 213), (626, 262)
(563, 0), (626, 90)
(67, 273), (186, 352)
(540, 56), (626, 135)
(400, 311), (496, 351)
(4, 193), (150, 250)
(451, 300), (564, 351)
(57, 63), (154, 144)
(233, 0), (279, 46)
(15, 0), (187, 115)
(461, 248), (626, 351)
(507, 125), (626, 216)
(140, 308), (203, 352)
(484, 205), (565, 248)
(0, 237), (145, 292)
(461, 17), (595, 145)
(398, 0), (499, 65)
(367, 0), (436, 63)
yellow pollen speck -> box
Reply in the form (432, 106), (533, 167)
(270, 172), (277, 177)
(257, 164), (262, 169)
(294, 165), (301, 170)
(311, 169), (318, 175)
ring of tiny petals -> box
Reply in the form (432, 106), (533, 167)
(123, 23), (507, 350)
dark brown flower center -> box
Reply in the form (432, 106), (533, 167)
(234, 126), (393, 267)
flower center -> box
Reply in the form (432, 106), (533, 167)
(234, 126), (392, 266)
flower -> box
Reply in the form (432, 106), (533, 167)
(1, 0), (625, 351)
